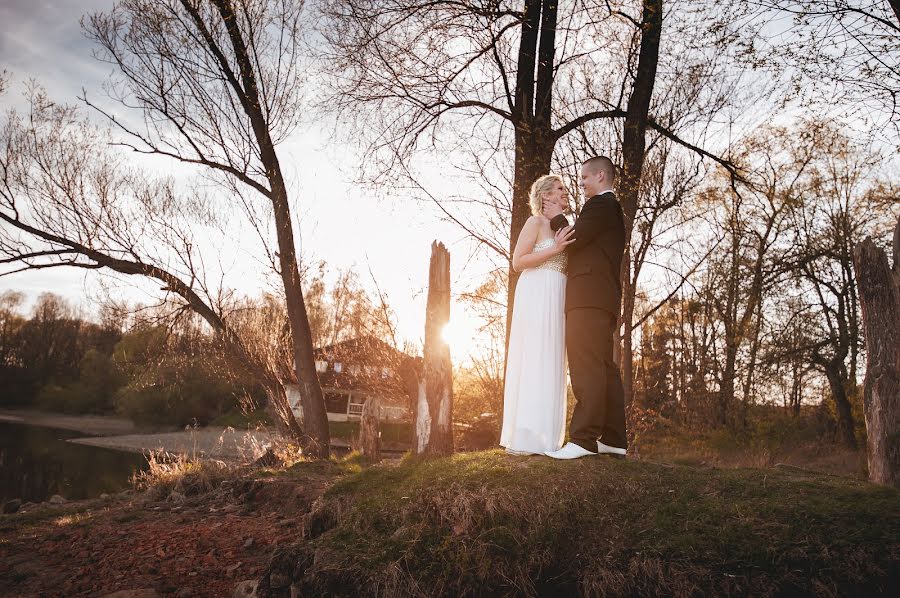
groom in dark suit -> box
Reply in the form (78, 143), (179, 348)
(542, 156), (627, 459)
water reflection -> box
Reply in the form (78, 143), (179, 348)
(0, 421), (149, 502)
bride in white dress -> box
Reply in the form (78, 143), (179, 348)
(500, 174), (574, 456)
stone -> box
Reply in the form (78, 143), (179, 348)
(269, 572), (290, 589)
(176, 589), (192, 598)
(232, 580), (258, 598)
(3, 499), (21, 514)
(100, 493), (111, 500)
(48, 494), (67, 505)
(243, 537), (255, 549)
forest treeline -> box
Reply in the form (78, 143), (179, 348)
(458, 120), (897, 455)
(0, 264), (399, 428)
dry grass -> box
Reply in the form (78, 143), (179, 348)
(131, 450), (234, 501)
(258, 451), (900, 597)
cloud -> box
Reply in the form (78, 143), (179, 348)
(0, 0), (116, 106)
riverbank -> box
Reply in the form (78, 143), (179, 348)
(0, 409), (351, 463)
(0, 409), (141, 437)
(69, 428), (276, 462)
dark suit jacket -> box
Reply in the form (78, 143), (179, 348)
(551, 191), (625, 314)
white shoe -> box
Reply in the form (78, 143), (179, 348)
(504, 448), (536, 456)
(596, 440), (626, 456)
(544, 442), (598, 460)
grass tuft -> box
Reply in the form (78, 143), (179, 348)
(132, 450), (232, 500)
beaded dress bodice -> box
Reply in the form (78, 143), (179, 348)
(533, 238), (567, 274)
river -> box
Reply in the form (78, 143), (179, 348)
(0, 421), (149, 502)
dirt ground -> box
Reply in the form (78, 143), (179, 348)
(0, 466), (337, 597)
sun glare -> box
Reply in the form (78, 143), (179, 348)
(440, 307), (484, 364)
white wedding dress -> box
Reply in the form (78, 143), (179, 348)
(500, 238), (568, 454)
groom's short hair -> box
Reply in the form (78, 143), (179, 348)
(583, 156), (616, 185)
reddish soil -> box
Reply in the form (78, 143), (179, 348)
(0, 470), (336, 597)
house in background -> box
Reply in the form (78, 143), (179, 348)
(286, 336), (419, 423)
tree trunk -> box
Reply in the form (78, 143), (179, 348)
(416, 242), (454, 456)
(620, 248), (635, 395)
(211, 0), (330, 458)
(505, 0), (557, 348)
(719, 342), (737, 427)
(889, 0), (900, 26)
(507, 130), (553, 341)
(617, 0), (663, 409)
(824, 364), (858, 449)
(853, 221), (900, 486)
(358, 396), (381, 461)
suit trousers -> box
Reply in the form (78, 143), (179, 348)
(566, 307), (627, 451)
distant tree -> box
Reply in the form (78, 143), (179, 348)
(18, 294), (84, 391)
(112, 320), (247, 426)
(739, 1), (900, 134)
(784, 122), (896, 448)
(302, 264), (398, 350)
(636, 311), (675, 413)
(0, 291), (27, 402)
(695, 125), (807, 427)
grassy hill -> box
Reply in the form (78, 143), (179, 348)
(259, 451), (899, 597)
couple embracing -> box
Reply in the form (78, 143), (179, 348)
(500, 156), (627, 460)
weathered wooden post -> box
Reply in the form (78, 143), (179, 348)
(358, 397), (381, 461)
(415, 241), (454, 456)
(853, 216), (900, 487)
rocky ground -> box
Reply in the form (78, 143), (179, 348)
(0, 461), (341, 598)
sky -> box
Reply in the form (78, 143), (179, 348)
(0, 0), (494, 360)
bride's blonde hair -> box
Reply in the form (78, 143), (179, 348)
(528, 174), (563, 216)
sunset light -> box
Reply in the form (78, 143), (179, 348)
(440, 307), (484, 364)
(1, 1), (897, 594)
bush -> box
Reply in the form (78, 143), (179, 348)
(115, 371), (241, 428)
(34, 349), (124, 414)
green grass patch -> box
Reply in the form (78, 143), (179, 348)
(261, 451), (900, 596)
(328, 421), (412, 445)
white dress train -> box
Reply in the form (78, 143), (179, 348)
(500, 238), (568, 454)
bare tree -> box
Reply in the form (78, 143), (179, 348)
(742, 1), (900, 134)
(0, 91), (310, 446)
(82, 0), (331, 456)
(315, 0), (738, 349)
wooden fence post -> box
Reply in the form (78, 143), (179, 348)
(853, 216), (900, 487)
(358, 397), (381, 461)
(415, 242), (454, 456)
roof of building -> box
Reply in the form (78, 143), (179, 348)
(312, 336), (420, 405)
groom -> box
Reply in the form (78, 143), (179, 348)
(542, 156), (627, 459)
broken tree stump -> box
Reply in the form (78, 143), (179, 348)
(358, 397), (381, 461)
(415, 241), (454, 456)
(853, 216), (900, 487)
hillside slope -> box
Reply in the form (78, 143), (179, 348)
(260, 451), (899, 597)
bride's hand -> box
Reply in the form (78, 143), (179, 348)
(551, 226), (575, 254)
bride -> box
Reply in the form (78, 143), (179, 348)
(500, 174), (574, 456)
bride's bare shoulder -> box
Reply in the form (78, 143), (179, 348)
(525, 215), (549, 227)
